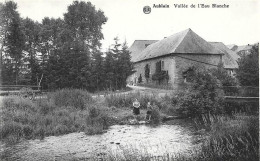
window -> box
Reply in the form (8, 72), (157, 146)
(161, 61), (164, 70)
(155, 61), (161, 73)
(183, 67), (195, 83)
(145, 64), (150, 78)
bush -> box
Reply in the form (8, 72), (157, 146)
(150, 108), (161, 124)
(22, 125), (33, 139)
(49, 89), (93, 110)
(35, 126), (45, 139)
(39, 101), (56, 115)
(85, 105), (110, 135)
(3, 96), (36, 112)
(54, 125), (69, 135)
(175, 68), (224, 118)
(0, 122), (23, 140)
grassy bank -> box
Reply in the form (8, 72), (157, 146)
(0, 89), (165, 145)
(0, 89), (110, 144)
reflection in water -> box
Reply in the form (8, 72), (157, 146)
(1, 124), (199, 160)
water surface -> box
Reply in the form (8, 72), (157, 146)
(1, 124), (199, 160)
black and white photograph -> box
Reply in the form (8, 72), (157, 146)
(0, 0), (259, 160)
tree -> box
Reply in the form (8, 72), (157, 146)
(103, 38), (132, 90)
(64, 1), (107, 51)
(117, 41), (132, 88)
(104, 49), (115, 90)
(43, 1), (107, 90)
(91, 50), (104, 91)
(0, 1), (25, 84)
(210, 63), (239, 95)
(22, 18), (41, 85)
(236, 44), (259, 86)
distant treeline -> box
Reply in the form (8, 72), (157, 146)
(0, 1), (133, 91)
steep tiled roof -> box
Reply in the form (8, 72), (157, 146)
(210, 42), (239, 69)
(128, 40), (158, 62)
(135, 28), (224, 62)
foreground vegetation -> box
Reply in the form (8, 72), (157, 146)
(0, 88), (258, 160)
(0, 89), (109, 144)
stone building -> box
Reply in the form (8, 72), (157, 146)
(227, 44), (255, 57)
(127, 28), (238, 88)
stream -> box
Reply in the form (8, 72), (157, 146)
(1, 124), (200, 160)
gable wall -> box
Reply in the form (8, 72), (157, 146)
(127, 54), (222, 88)
(127, 56), (176, 86)
(174, 54), (222, 85)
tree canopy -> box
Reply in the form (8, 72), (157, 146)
(0, 1), (132, 92)
(236, 44), (259, 87)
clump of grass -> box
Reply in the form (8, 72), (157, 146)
(48, 88), (93, 110)
(85, 105), (110, 135)
(150, 108), (161, 124)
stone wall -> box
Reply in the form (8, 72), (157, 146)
(128, 56), (176, 86)
(127, 54), (222, 88)
(174, 54), (222, 85)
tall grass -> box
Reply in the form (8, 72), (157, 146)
(0, 89), (109, 145)
(104, 92), (163, 109)
(193, 114), (259, 161)
(48, 88), (93, 110)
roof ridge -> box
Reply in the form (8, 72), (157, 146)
(170, 28), (191, 53)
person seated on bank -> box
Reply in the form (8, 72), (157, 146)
(146, 101), (152, 121)
(132, 98), (140, 116)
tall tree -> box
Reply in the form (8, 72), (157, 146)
(0, 2), (5, 84)
(44, 1), (107, 90)
(64, 1), (107, 51)
(236, 44), (259, 86)
(0, 1), (25, 84)
(22, 17), (41, 85)
(104, 38), (132, 90)
(104, 49), (115, 90)
(91, 50), (104, 91)
(117, 41), (132, 88)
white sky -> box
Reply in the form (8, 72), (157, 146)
(1, 0), (259, 51)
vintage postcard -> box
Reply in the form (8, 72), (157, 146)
(0, 0), (259, 160)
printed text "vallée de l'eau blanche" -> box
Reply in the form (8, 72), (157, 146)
(153, 4), (229, 8)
